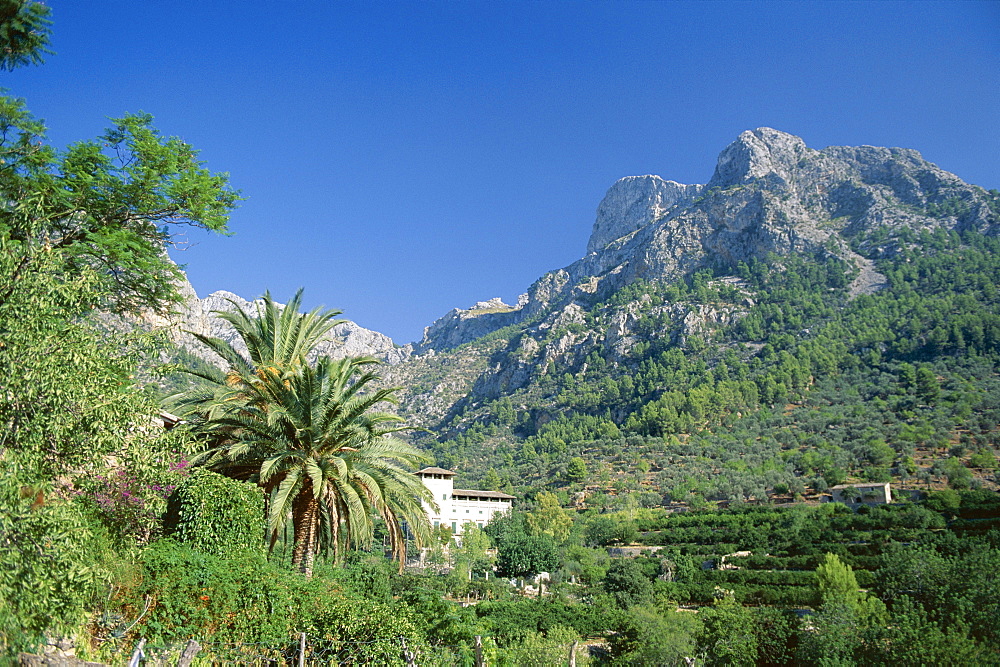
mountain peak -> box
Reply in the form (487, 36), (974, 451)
(709, 127), (810, 189)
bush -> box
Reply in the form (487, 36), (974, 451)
(607, 605), (701, 666)
(163, 468), (265, 556)
(0, 481), (117, 655)
(604, 559), (654, 609)
(105, 539), (427, 657)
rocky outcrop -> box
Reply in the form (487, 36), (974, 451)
(146, 281), (412, 367)
(479, 128), (997, 346)
(413, 296), (526, 354)
(160, 129), (999, 379)
(588, 176), (703, 254)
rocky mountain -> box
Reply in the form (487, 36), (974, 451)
(413, 127), (996, 355)
(155, 127), (1000, 500)
(372, 129), (997, 424)
(146, 279), (412, 368)
(160, 128), (998, 425)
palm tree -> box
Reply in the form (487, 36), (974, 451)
(170, 291), (434, 576)
(172, 289), (343, 420)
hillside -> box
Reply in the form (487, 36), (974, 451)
(163, 128), (1000, 503)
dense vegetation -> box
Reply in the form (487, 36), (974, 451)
(422, 230), (1000, 512)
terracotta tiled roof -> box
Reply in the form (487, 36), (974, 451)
(417, 466), (457, 476)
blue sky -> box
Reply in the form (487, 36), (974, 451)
(7, 1), (998, 343)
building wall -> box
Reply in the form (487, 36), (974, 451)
(445, 496), (511, 532)
(831, 482), (892, 505)
(418, 473), (512, 534)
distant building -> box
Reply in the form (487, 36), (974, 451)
(829, 482), (892, 506)
(417, 467), (514, 535)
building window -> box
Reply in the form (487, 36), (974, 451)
(451, 522), (457, 532)
(442, 493), (447, 500)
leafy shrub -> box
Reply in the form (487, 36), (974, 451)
(163, 468), (265, 556)
(107, 539), (428, 658)
(0, 480), (116, 655)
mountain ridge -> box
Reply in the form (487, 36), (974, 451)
(161, 127), (998, 396)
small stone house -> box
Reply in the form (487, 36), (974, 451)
(829, 482), (892, 506)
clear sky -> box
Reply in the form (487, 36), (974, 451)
(7, 1), (998, 343)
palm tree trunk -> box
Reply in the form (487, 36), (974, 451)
(291, 492), (319, 577)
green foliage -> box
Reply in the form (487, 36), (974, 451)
(752, 606), (799, 666)
(454, 523), (495, 577)
(474, 596), (617, 643)
(109, 539), (427, 657)
(172, 292), (432, 574)
(606, 604), (701, 666)
(603, 558), (653, 609)
(566, 456), (588, 483)
(0, 103), (239, 314)
(525, 491), (572, 543)
(164, 468), (265, 557)
(0, 247), (169, 481)
(0, 479), (115, 655)
(698, 594), (759, 666)
(0, 0), (52, 71)
(816, 553), (862, 607)
(495, 533), (559, 579)
(397, 585), (484, 647)
(861, 595), (986, 665)
(585, 514), (639, 547)
(505, 625), (588, 666)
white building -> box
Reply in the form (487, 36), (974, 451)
(417, 467), (514, 535)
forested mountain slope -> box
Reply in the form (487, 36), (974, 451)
(379, 128), (1000, 500)
(165, 128), (1000, 502)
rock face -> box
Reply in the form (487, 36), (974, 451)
(147, 128), (1000, 427)
(413, 297), (523, 354)
(160, 128), (999, 399)
(151, 282), (412, 367)
(587, 176), (703, 254)
(414, 127), (998, 354)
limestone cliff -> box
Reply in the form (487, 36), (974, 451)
(157, 128), (998, 417)
(414, 127), (998, 354)
(148, 281), (411, 367)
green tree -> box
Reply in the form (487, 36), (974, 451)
(607, 604), (701, 666)
(915, 366), (940, 404)
(0, 478), (116, 654)
(525, 491), (573, 543)
(482, 468), (503, 491)
(508, 625), (589, 666)
(699, 594), (758, 666)
(495, 533), (558, 580)
(173, 293), (434, 575)
(816, 553), (863, 608)
(602, 558), (653, 609)
(0, 0), (51, 71)
(455, 523), (495, 577)
(585, 514), (638, 547)
(0, 5), (238, 652)
(800, 553), (887, 664)
(0, 104), (240, 314)
(566, 456), (588, 483)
